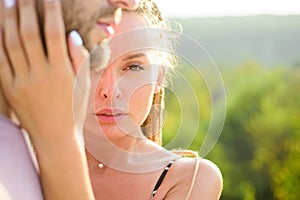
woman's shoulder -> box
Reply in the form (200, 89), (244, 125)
(173, 155), (223, 188)
(165, 151), (223, 199)
(172, 150), (222, 178)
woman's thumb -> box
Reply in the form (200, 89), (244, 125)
(68, 30), (89, 74)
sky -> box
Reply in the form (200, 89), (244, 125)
(154, 0), (300, 18)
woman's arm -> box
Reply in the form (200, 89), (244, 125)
(36, 132), (94, 200)
(0, 0), (94, 199)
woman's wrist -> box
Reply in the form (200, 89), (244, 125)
(35, 130), (94, 200)
(28, 117), (77, 145)
(36, 133), (86, 172)
(33, 125), (83, 159)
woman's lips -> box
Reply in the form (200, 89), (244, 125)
(94, 108), (128, 123)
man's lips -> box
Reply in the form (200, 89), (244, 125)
(97, 22), (115, 36)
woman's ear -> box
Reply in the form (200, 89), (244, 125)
(154, 67), (166, 94)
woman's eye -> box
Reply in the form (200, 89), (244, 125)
(124, 64), (144, 71)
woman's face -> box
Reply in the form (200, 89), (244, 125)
(87, 12), (164, 139)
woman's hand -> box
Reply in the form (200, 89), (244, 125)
(0, 0), (90, 145)
(0, 0), (94, 199)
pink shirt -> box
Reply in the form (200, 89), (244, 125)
(0, 115), (43, 200)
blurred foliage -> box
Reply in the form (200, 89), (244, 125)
(174, 15), (300, 68)
(162, 61), (300, 199)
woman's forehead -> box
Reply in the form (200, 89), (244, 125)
(110, 50), (153, 65)
(108, 30), (163, 61)
(108, 12), (168, 65)
(114, 12), (148, 34)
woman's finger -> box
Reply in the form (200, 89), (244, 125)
(0, 28), (13, 92)
(19, 0), (47, 68)
(4, 0), (29, 79)
(68, 30), (91, 102)
(0, 0), (4, 28)
(68, 31), (89, 74)
(68, 31), (91, 130)
(43, 0), (69, 67)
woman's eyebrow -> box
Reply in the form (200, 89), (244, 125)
(122, 53), (146, 62)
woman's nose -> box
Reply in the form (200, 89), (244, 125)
(99, 72), (122, 100)
(100, 87), (122, 100)
(109, 0), (140, 10)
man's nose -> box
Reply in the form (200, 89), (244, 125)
(109, 0), (140, 10)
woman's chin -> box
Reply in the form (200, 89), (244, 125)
(97, 124), (127, 140)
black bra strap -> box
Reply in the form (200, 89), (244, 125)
(150, 160), (175, 199)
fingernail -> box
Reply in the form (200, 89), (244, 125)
(5, 0), (15, 8)
(70, 30), (83, 46)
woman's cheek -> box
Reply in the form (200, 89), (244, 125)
(128, 85), (155, 126)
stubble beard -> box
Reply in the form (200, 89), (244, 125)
(60, 0), (117, 69)
(37, 0), (115, 65)
(59, 0), (96, 51)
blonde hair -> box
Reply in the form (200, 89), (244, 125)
(137, 3), (201, 198)
(137, 0), (178, 145)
